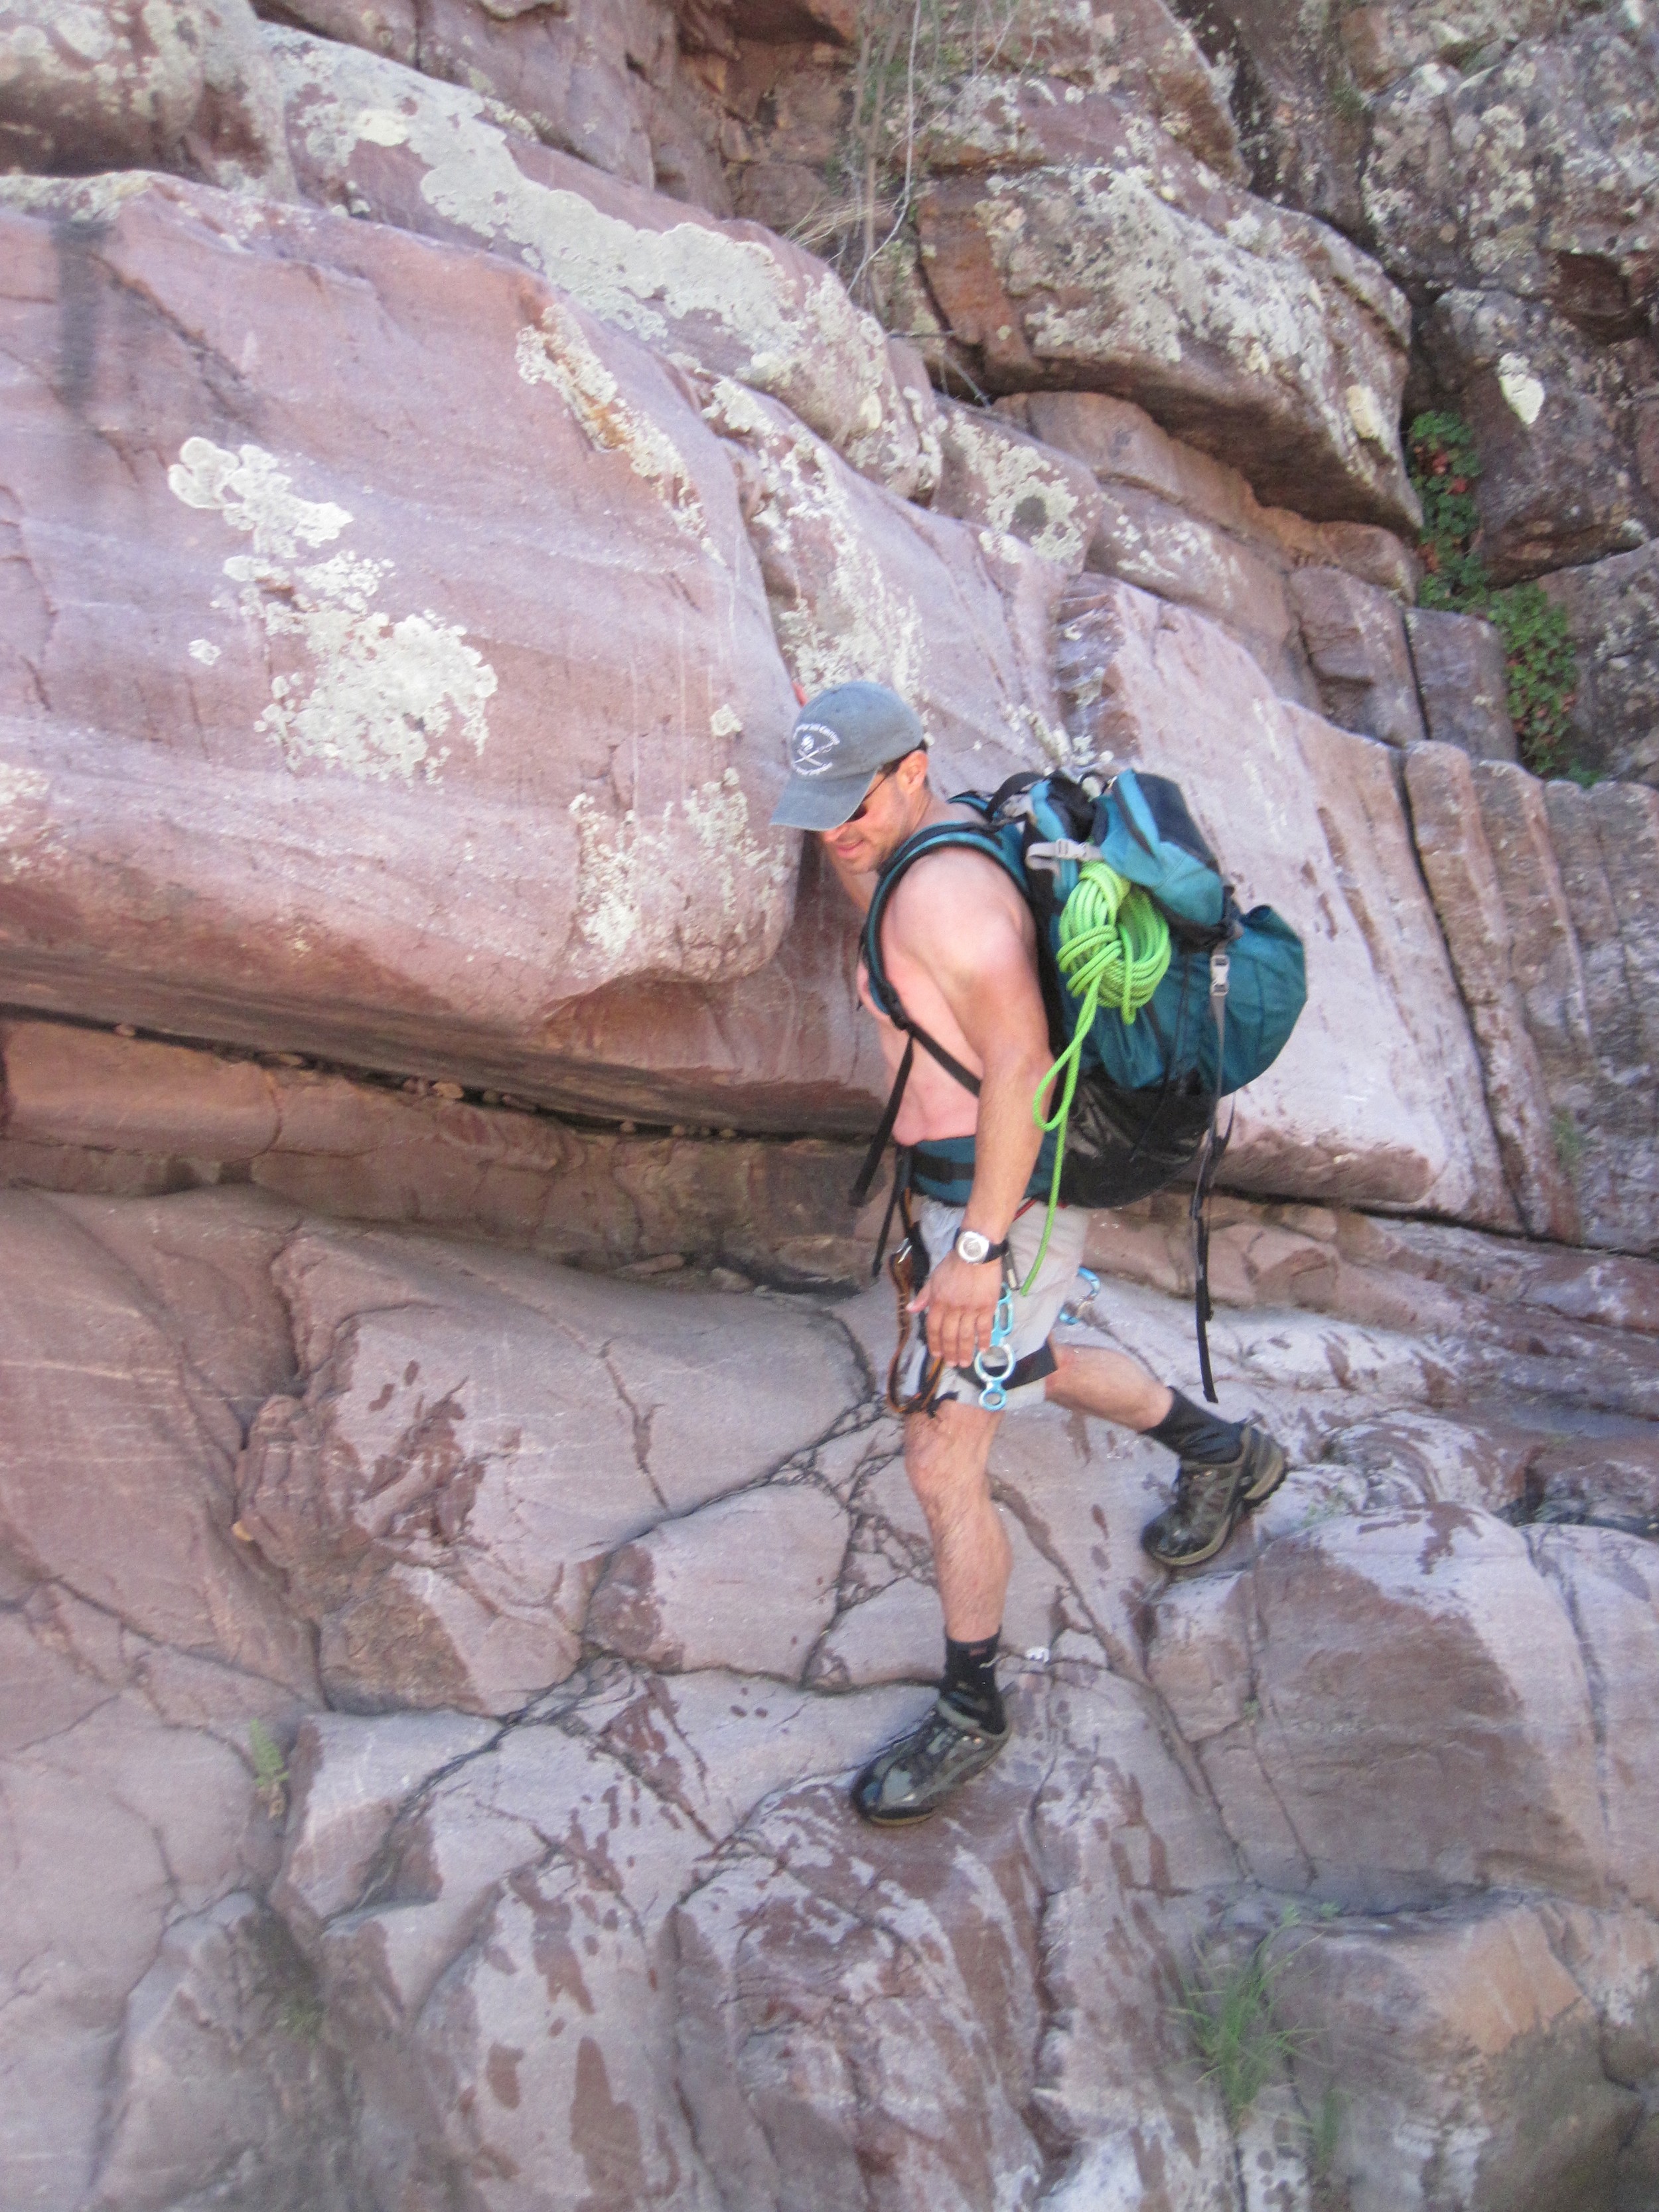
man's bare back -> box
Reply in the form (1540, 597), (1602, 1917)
(856, 837), (1039, 1145)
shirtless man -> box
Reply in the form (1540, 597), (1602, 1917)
(770, 682), (1287, 1826)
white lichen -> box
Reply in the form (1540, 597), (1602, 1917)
(269, 30), (907, 477)
(566, 772), (792, 978)
(1345, 384), (1390, 446)
(1496, 352), (1545, 427)
(167, 436), (496, 783)
(947, 414), (1092, 569)
(0, 761), (51, 877)
(515, 313), (711, 552)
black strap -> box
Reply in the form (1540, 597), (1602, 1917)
(852, 820), (1000, 1216)
(952, 1339), (1057, 1395)
(852, 1036), (914, 1209)
(1189, 955), (1234, 1403)
(867, 1141), (912, 1281)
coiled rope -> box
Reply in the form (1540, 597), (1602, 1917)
(1021, 863), (1171, 1290)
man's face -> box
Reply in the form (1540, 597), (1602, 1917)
(818, 753), (924, 875)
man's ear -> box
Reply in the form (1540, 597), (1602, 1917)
(895, 747), (930, 798)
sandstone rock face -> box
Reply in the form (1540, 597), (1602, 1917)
(1404, 605), (1518, 762)
(269, 27), (934, 496)
(4, 1181), (1659, 2207)
(1057, 576), (1516, 1226)
(1150, 1505), (1609, 1910)
(0, 172), (800, 1075)
(1000, 386), (1418, 705)
(0, 1015), (884, 1279)
(0, 0), (295, 194)
(1407, 753), (1659, 1256)
(276, 0), (659, 183)
(924, 0), (1244, 181)
(0, 1187), (325, 2212)
(1273, 1900), (1642, 2212)
(1540, 542), (1659, 787)
(1404, 742), (1576, 1241)
(697, 374), (1070, 785)
(1423, 285), (1658, 581)
(1290, 565), (1426, 747)
(930, 397), (1105, 573)
(1362, 16), (1659, 332)
(87, 1893), (354, 2212)
(235, 1223), (864, 1712)
(585, 1481), (849, 1676)
(915, 99), (1419, 530)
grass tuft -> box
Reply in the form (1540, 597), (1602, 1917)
(1173, 1934), (1307, 2122)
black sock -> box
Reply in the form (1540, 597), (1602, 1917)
(1147, 1390), (1244, 1467)
(941, 1632), (1005, 1732)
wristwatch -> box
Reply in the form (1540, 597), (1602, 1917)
(954, 1228), (1011, 1266)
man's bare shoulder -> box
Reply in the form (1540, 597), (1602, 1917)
(885, 836), (1033, 966)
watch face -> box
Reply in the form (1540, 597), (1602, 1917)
(956, 1230), (991, 1264)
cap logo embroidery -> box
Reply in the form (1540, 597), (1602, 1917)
(790, 721), (841, 776)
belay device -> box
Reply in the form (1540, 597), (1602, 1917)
(851, 767), (1307, 1401)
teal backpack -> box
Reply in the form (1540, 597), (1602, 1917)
(852, 767), (1307, 1398)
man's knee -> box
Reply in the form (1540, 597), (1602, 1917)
(904, 1399), (997, 1508)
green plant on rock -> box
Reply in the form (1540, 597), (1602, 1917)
(1407, 411), (1582, 782)
(277, 1992), (326, 2045)
(1410, 411), (1486, 610)
(1174, 1935), (1305, 2122)
(248, 1718), (290, 1822)
(1487, 582), (1577, 779)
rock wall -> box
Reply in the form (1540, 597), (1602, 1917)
(2, 0), (1659, 2207)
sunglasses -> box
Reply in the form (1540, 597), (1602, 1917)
(846, 751), (920, 824)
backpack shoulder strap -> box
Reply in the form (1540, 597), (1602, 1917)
(849, 818), (1022, 1209)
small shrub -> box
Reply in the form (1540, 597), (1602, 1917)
(1407, 411), (1581, 781)
(1410, 410), (1486, 609)
(1486, 583), (1577, 778)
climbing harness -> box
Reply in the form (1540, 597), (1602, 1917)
(884, 1186), (944, 1416)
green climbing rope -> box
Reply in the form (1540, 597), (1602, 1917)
(1021, 863), (1171, 1291)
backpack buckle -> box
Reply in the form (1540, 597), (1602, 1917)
(1026, 839), (1102, 873)
(1210, 949), (1230, 1000)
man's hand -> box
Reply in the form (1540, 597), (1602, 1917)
(910, 1251), (1006, 1369)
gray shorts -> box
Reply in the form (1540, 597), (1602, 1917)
(895, 1199), (1089, 1414)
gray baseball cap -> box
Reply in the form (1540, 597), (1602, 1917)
(768, 682), (928, 831)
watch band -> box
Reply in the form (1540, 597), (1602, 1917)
(954, 1228), (1011, 1266)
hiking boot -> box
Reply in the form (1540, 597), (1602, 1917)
(851, 1697), (1010, 1826)
(1141, 1424), (1287, 1570)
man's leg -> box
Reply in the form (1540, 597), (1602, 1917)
(1045, 1342), (1287, 1566)
(904, 1397), (1008, 1641)
(1044, 1343), (1171, 1431)
(851, 1398), (1016, 1826)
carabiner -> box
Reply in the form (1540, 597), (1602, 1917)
(974, 1284), (1017, 1410)
(973, 1339), (1017, 1410)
